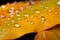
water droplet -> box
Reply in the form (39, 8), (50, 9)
(17, 18), (21, 20)
(52, 7), (55, 10)
(41, 16), (46, 23)
(20, 7), (23, 11)
(24, 14), (29, 17)
(0, 15), (6, 18)
(11, 7), (14, 10)
(48, 10), (52, 12)
(11, 20), (15, 23)
(10, 15), (14, 17)
(7, 24), (10, 26)
(55, 12), (58, 15)
(16, 14), (20, 17)
(42, 18), (45, 20)
(16, 10), (19, 13)
(14, 24), (21, 28)
(44, 6), (48, 9)
(1, 5), (5, 9)
(25, 19), (28, 22)
(9, 10), (14, 13)
(30, 21), (34, 25)
(35, 11), (40, 14)
(7, 18), (10, 20)
(31, 15), (34, 17)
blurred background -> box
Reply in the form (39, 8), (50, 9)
(0, 0), (39, 5)
(0, 0), (30, 5)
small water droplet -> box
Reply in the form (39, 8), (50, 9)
(25, 19), (28, 22)
(31, 15), (34, 17)
(24, 14), (29, 17)
(20, 7), (23, 11)
(48, 10), (52, 12)
(52, 7), (55, 10)
(7, 24), (10, 26)
(35, 11), (40, 14)
(16, 14), (20, 17)
(14, 24), (21, 28)
(17, 18), (21, 20)
(1, 5), (5, 9)
(7, 18), (10, 20)
(0, 15), (6, 18)
(11, 20), (15, 23)
(11, 7), (14, 10)
(41, 16), (46, 23)
(16, 10), (19, 13)
(55, 12), (58, 15)
(30, 21), (34, 25)
(9, 9), (14, 13)
(10, 15), (14, 17)
(44, 6), (48, 9)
